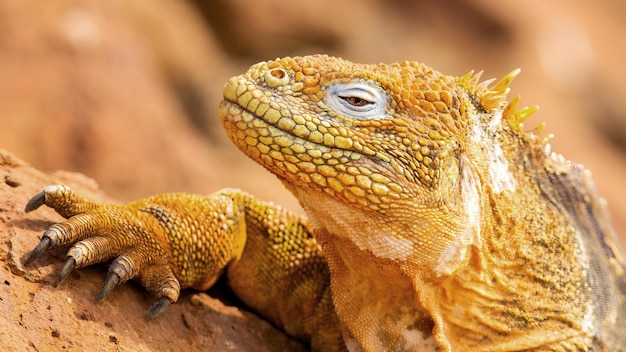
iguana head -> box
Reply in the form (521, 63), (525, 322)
(219, 55), (537, 210)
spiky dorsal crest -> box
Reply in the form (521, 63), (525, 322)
(457, 69), (540, 132)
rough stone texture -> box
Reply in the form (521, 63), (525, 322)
(0, 149), (305, 351)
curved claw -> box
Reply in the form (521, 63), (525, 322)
(23, 237), (52, 266)
(147, 297), (172, 318)
(53, 257), (77, 287)
(97, 272), (121, 301)
(25, 185), (100, 219)
(25, 190), (46, 213)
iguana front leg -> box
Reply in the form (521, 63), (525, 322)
(24, 185), (344, 351)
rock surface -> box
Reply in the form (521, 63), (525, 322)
(0, 149), (305, 352)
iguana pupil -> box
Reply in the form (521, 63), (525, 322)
(339, 95), (372, 107)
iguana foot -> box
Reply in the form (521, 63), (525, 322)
(24, 185), (180, 316)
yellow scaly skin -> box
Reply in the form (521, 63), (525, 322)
(25, 55), (626, 351)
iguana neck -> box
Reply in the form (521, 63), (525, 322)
(288, 122), (597, 350)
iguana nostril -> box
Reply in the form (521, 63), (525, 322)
(265, 68), (289, 87)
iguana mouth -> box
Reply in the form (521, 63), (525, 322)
(219, 77), (360, 156)
(218, 73), (367, 182)
(218, 97), (359, 174)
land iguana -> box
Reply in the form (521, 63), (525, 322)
(24, 55), (626, 351)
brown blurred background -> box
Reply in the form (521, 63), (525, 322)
(1, 0), (625, 241)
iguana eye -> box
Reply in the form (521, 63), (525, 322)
(325, 82), (387, 120)
(339, 96), (373, 107)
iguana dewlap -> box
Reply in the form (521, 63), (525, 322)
(25, 55), (626, 351)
